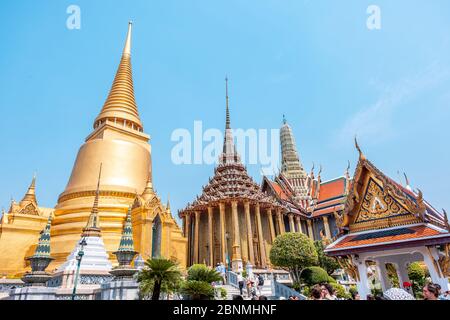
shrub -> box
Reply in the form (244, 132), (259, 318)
(300, 266), (330, 286)
(187, 264), (222, 283)
(181, 280), (215, 300)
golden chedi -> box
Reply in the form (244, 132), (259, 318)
(0, 23), (187, 277)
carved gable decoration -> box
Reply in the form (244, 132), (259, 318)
(355, 178), (410, 223)
(19, 203), (39, 216)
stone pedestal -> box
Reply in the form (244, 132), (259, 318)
(7, 286), (57, 300)
(100, 278), (139, 300)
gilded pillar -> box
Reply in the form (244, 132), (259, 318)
(244, 201), (255, 265)
(219, 202), (226, 265)
(323, 215), (332, 239)
(208, 206), (214, 267)
(194, 211), (200, 264)
(231, 200), (242, 271)
(288, 213), (295, 233)
(185, 213), (191, 265)
(307, 219), (314, 240)
(276, 208), (285, 235)
(255, 203), (267, 268)
(267, 208), (276, 242)
(295, 216), (303, 234)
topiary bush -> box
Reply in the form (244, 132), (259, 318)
(300, 266), (330, 286)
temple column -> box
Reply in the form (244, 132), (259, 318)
(323, 216), (332, 239)
(355, 257), (370, 300)
(185, 213), (191, 265)
(374, 259), (390, 292)
(276, 208), (285, 235)
(307, 219), (314, 240)
(244, 201), (255, 265)
(295, 216), (302, 234)
(255, 203), (267, 268)
(194, 211), (200, 264)
(288, 213), (295, 233)
(207, 206), (214, 267)
(219, 202), (227, 266)
(231, 200), (242, 271)
(267, 208), (276, 242)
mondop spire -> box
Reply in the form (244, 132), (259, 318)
(94, 21), (143, 130)
(220, 77), (240, 164)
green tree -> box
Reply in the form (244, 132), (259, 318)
(314, 240), (340, 275)
(269, 233), (318, 283)
(137, 258), (182, 300)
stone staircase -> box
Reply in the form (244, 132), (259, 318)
(216, 280), (274, 300)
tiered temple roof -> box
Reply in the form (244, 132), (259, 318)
(180, 78), (283, 214)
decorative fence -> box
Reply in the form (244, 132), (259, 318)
(272, 279), (306, 300)
(227, 271), (239, 288)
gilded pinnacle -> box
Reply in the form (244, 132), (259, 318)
(94, 22), (143, 130)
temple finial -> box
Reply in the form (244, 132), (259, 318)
(283, 114), (287, 125)
(21, 173), (37, 205)
(225, 76), (230, 130)
(123, 21), (132, 56)
(403, 172), (412, 191)
(354, 136), (366, 160)
(166, 194), (171, 211)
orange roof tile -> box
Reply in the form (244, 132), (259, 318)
(270, 182), (290, 201)
(318, 178), (345, 202)
(328, 225), (444, 250)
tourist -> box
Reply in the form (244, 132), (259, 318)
(258, 295), (268, 300)
(321, 283), (337, 300)
(219, 262), (226, 285)
(422, 283), (439, 300)
(366, 294), (375, 300)
(257, 273), (265, 296)
(246, 273), (255, 297)
(232, 294), (244, 300)
(310, 284), (323, 300)
(237, 272), (245, 296)
(351, 292), (360, 300)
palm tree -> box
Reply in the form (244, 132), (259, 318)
(137, 258), (182, 300)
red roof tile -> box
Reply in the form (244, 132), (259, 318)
(328, 225), (443, 250)
(318, 178), (345, 202)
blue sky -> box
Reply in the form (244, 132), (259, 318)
(1, 0), (449, 222)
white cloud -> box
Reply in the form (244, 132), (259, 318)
(336, 61), (450, 145)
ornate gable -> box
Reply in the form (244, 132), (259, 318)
(335, 140), (431, 233)
(354, 177), (411, 224)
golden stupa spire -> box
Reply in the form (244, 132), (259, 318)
(82, 164), (103, 237)
(94, 21), (143, 131)
(20, 173), (37, 205)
